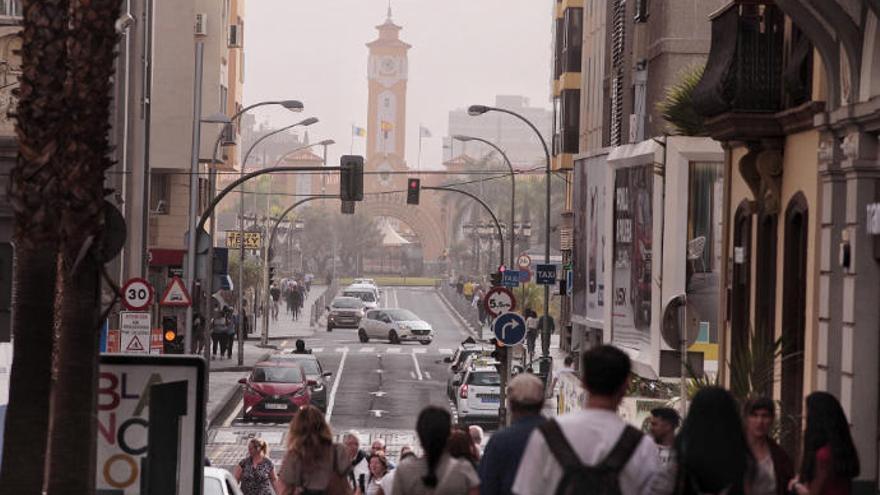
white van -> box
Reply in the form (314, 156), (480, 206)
(342, 286), (379, 310)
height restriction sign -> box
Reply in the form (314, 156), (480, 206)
(483, 286), (517, 318)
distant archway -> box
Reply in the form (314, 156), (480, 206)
(358, 192), (447, 261)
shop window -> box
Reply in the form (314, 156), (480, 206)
(730, 202), (752, 363)
(781, 193), (808, 458)
(150, 173), (171, 215)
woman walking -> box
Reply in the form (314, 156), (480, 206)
(234, 438), (278, 495)
(789, 392), (860, 495)
(365, 452), (389, 495)
(391, 406), (479, 495)
(277, 405), (352, 495)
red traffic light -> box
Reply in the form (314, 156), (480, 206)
(409, 180), (419, 189)
(406, 178), (421, 205)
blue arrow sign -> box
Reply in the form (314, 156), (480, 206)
(492, 312), (527, 346)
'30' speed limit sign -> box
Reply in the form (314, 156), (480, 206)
(121, 278), (154, 311)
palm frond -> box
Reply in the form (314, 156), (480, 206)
(656, 65), (706, 136)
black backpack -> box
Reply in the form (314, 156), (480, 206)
(539, 419), (644, 495)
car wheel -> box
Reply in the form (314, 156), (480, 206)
(358, 328), (369, 343)
(420, 339), (431, 345)
(389, 330), (400, 345)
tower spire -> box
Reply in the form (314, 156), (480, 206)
(387, 0), (392, 20)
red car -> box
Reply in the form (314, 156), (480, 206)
(239, 360), (311, 421)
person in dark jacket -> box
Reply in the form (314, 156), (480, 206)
(745, 398), (795, 495)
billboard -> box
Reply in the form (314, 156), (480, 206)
(612, 165), (653, 353)
(97, 355), (205, 495)
(585, 161), (607, 322)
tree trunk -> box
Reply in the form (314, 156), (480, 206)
(0, 0), (69, 491)
(46, 0), (119, 492)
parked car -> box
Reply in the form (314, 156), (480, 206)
(267, 353), (333, 412)
(445, 344), (494, 401)
(239, 360), (310, 421)
(454, 362), (501, 427)
(342, 286), (379, 310)
(358, 308), (433, 344)
(204, 467), (244, 495)
(326, 296), (365, 332)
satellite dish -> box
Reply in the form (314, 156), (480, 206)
(661, 294), (701, 348)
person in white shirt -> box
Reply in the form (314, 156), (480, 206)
(512, 345), (659, 495)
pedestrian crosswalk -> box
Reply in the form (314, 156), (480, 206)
(307, 346), (454, 355)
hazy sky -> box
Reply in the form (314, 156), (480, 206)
(244, 0), (553, 169)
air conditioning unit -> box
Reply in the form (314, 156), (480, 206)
(228, 24), (241, 48)
(194, 13), (207, 36)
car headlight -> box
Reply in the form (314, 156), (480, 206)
(294, 387), (307, 397)
(311, 383), (325, 392)
(398, 324), (410, 332)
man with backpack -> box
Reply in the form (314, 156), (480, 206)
(512, 345), (659, 495)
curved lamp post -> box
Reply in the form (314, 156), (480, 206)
(235, 116), (318, 364)
(453, 134), (516, 269)
(467, 104), (553, 356)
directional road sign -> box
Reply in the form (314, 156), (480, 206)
(492, 312), (527, 346)
(483, 286), (517, 318)
(121, 278), (153, 311)
(501, 270), (521, 287)
(535, 264), (558, 285)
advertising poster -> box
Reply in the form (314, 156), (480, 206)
(585, 161), (606, 322)
(571, 163), (588, 319)
(612, 165), (653, 352)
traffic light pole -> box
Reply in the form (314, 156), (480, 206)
(260, 195), (337, 346)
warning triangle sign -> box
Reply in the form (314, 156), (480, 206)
(126, 335), (145, 352)
(160, 276), (192, 307)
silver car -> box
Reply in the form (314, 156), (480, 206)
(358, 308), (434, 345)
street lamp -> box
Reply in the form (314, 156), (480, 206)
(272, 139), (336, 167)
(468, 103), (552, 356)
(454, 135), (516, 269)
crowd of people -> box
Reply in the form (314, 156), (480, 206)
(270, 275), (313, 323)
(230, 345), (861, 495)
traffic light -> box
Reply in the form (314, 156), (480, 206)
(162, 316), (184, 354)
(406, 178), (421, 205)
(268, 266), (276, 287)
(340, 155), (364, 202)
(490, 271), (502, 286)
(341, 200), (355, 215)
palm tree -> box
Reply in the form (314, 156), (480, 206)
(0, 0), (69, 491)
(46, 0), (120, 491)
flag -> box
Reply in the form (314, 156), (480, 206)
(380, 120), (394, 131)
(419, 125), (432, 138)
(352, 125), (366, 137)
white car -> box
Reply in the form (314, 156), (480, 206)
(204, 467), (244, 495)
(342, 286), (379, 310)
(358, 308), (434, 345)
(454, 363), (501, 427)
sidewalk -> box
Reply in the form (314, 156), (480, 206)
(206, 285), (328, 427)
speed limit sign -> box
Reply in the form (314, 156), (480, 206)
(121, 278), (154, 311)
(483, 286), (517, 318)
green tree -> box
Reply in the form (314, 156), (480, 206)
(657, 65), (706, 136)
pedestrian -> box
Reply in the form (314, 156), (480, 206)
(242, 299), (252, 336)
(744, 398), (793, 495)
(292, 339), (312, 354)
(524, 309), (538, 361)
(292, 284), (303, 321)
(370, 439), (396, 469)
(234, 438), (278, 495)
(537, 312), (555, 357)
(788, 392), (860, 495)
(223, 306), (236, 359)
(512, 345), (658, 495)
(468, 426), (484, 458)
(270, 283), (281, 321)
(379, 448), (416, 495)
(550, 355), (575, 399)
(192, 313), (205, 354)
(277, 405), (352, 495)
(391, 406), (479, 495)
(479, 373), (547, 495)
(344, 431), (370, 494)
(286, 284), (295, 318)
(366, 451), (389, 495)
(211, 302), (230, 360)
(447, 427), (479, 470)
(648, 407), (679, 466)
(662, 387), (771, 495)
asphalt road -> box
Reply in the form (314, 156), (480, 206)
(206, 287), (473, 468)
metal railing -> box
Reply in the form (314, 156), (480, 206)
(309, 280), (338, 328)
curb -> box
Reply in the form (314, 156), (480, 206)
(207, 351), (270, 428)
(435, 289), (482, 340)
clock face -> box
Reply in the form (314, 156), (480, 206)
(377, 162), (393, 186)
(379, 56), (397, 76)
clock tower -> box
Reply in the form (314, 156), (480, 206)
(366, 6), (411, 190)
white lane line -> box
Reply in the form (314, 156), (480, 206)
(385, 348), (401, 354)
(359, 347), (375, 353)
(312, 347), (324, 353)
(413, 348), (427, 354)
(324, 347), (349, 423)
(424, 371), (432, 380)
(439, 348), (453, 355)
(411, 351), (423, 381)
(335, 347), (347, 353)
(435, 291), (471, 338)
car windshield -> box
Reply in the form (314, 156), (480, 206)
(204, 477), (224, 495)
(289, 358), (320, 375)
(344, 291), (375, 302)
(332, 298), (362, 309)
(385, 309), (419, 321)
(468, 371), (500, 386)
(251, 366), (303, 383)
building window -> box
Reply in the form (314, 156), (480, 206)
(150, 173), (171, 215)
(730, 201), (752, 365)
(634, 0), (648, 22)
(220, 85), (228, 114)
(562, 7), (583, 73)
(558, 89), (580, 155)
(0, 0), (21, 17)
(554, 17), (564, 79)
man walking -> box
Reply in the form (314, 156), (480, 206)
(745, 398), (793, 495)
(537, 312), (555, 357)
(513, 345), (659, 495)
(649, 407), (679, 465)
(479, 374), (547, 495)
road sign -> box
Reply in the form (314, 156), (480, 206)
(535, 264), (557, 285)
(483, 286), (517, 318)
(517, 254), (531, 269)
(501, 270), (521, 287)
(160, 276), (192, 307)
(519, 269), (531, 283)
(225, 231), (263, 249)
(492, 312), (527, 346)
(120, 311), (151, 354)
(121, 278), (153, 311)
(97, 355), (205, 495)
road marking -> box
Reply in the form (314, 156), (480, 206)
(424, 371), (432, 380)
(410, 371), (416, 379)
(369, 391), (387, 397)
(312, 347), (324, 353)
(435, 291), (472, 338)
(335, 347), (347, 353)
(385, 348), (401, 354)
(411, 352), (423, 381)
(280, 340), (287, 348)
(412, 348), (427, 354)
(439, 348), (453, 355)
(360, 347), (375, 353)
(324, 347), (348, 423)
